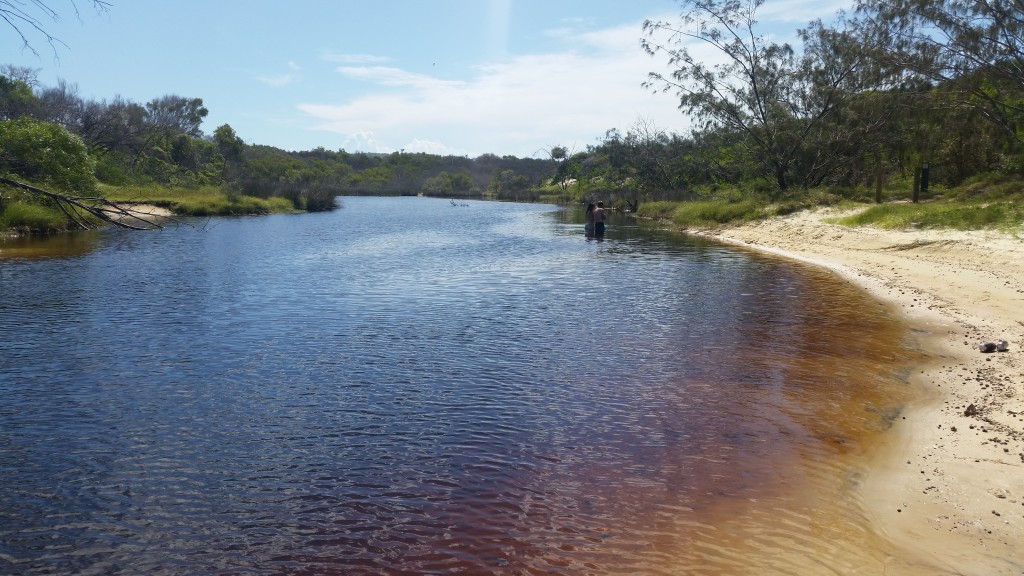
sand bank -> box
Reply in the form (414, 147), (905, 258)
(691, 207), (1024, 574)
(111, 203), (173, 223)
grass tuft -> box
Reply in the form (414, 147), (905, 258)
(836, 201), (1024, 231)
(98, 184), (300, 216)
(637, 199), (768, 228)
(0, 201), (71, 233)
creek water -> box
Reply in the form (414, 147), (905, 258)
(0, 196), (926, 574)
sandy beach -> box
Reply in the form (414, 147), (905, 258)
(688, 207), (1024, 574)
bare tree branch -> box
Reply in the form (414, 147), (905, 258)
(1, 0), (111, 57)
(1, 175), (165, 230)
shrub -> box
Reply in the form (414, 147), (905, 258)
(0, 117), (97, 193)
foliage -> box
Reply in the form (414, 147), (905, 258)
(421, 171), (475, 196)
(0, 116), (96, 192)
(171, 194), (294, 217)
(145, 95), (208, 138)
(488, 169), (530, 199)
(854, 0), (1024, 143)
(7, 0), (1024, 236)
(642, 0), (891, 194)
(0, 74), (36, 119)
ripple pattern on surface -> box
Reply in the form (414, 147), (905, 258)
(0, 197), (925, 574)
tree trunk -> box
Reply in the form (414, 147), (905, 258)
(912, 164), (921, 204)
(874, 150), (883, 204)
(0, 176), (165, 231)
(775, 165), (788, 195)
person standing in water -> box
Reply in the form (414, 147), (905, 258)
(584, 203), (595, 237)
(593, 201), (607, 238)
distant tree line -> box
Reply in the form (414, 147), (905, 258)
(3, 0), (1023, 217)
(0, 65), (559, 211)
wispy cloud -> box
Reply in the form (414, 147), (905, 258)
(298, 18), (685, 157)
(300, 60), (681, 156)
(297, 2), (844, 157)
(255, 61), (303, 87)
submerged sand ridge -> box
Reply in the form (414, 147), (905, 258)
(693, 207), (1024, 574)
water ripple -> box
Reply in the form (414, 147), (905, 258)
(0, 197), (927, 574)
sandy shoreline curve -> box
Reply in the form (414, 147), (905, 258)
(687, 207), (1023, 574)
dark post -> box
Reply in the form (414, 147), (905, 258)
(918, 162), (929, 203)
(912, 165), (921, 203)
(874, 150), (883, 204)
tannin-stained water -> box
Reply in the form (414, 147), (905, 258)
(0, 196), (929, 574)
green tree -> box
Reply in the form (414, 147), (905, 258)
(213, 123), (244, 162)
(450, 172), (473, 192)
(488, 169), (528, 199)
(0, 74), (37, 119)
(547, 145), (583, 198)
(421, 171), (455, 196)
(856, 0), (1024, 143)
(0, 116), (96, 192)
(213, 123), (245, 183)
(145, 94), (208, 138)
(642, 0), (877, 194)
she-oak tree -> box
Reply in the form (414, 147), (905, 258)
(642, 0), (890, 193)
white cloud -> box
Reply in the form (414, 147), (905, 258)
(294, 5), (864, 157)
(298, 20), (688, 158)
(338, 130), (387, 153)
(255, 61), (303, 87)
(402, 138), (453, 155)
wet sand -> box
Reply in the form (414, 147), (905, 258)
(687, 207), (1024, 574)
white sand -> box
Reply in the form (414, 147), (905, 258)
(690, 207), (1024, 574)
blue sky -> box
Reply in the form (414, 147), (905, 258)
(4, 0), (848, 158)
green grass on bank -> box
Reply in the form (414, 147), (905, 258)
(0, 200), (72, 234)
(99, 184), (298, 217)
(635, 176), (1023, 232)
(833, 200), (1024, 231)
(833, 173), (1024, 231)
(637, 199), (770, 227)
(1, 182), (301, 234)
(5, 174), (1022, 235)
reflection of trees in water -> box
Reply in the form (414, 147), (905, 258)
(0, 224), (101, 258)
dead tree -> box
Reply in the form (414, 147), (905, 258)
(1, 176), (164, 230)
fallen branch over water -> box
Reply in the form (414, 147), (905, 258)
(0, 176), (164, 231)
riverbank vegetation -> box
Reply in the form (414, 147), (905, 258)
(2, 0), (1021, 236)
